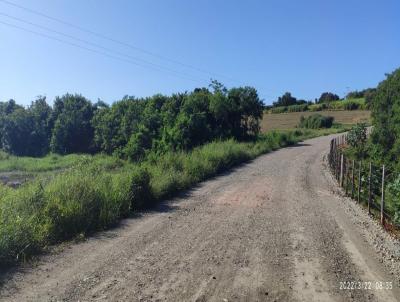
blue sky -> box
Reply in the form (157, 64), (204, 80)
(0, 0), (399, 105)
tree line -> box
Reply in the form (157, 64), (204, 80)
(270, 89), (376, 109)
(0, 81), (264, 159)
(369, 68), (400, 167)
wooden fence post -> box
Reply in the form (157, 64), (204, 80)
(368, 162), (372, 215)
(351, 160), (355, 198)
(340, 154), (344, 187)
(358, 161), (362, 203)
(336, 150), (340, 180)
(381, 164), (385, 225)
(344, 158), (350, 196)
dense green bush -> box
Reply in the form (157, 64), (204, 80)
(129, 168), (154, 210)
(369, 68), (400, 166)
(50, 94), (96, 154)
(298, 114), (334, 129)
(386, 175), (400, 224)
(346, 123), (367, 158)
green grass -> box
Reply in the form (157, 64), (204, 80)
(0, 129), (343, 266)
(0, 151), (125, 173)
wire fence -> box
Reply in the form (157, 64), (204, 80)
(328, 134), (399, 230)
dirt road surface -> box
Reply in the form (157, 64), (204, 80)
(1, 134), (399, 301)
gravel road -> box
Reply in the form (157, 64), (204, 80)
(1, 134), (399, 302)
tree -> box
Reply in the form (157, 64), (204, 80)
(273, 92), (297, 107)
(92, 97), (144, 154)
(318, 92), (340, 103)
(227, 86), (263, 138)
(29, 96), (52, 155)
(0, 97), (52, 156)
(0, 100), (24, 150)
(2, 108), (36, 156)
(370, 68), (400, 165)
(347, 123), (367, 158)
(123, 124), (152, 161)
(50, 94), (95, 154)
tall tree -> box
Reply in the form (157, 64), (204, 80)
(273, 92), (297, 107)
(318, 92), (340, 103)
(50, 94), (95, 154)
(370, 68), (400, 165)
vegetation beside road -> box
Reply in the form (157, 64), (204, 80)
(339, 68), (400, 224)
(0, 128), (342, 266)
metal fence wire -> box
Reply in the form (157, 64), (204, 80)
(328, 134), (399, 229)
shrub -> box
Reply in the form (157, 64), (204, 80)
(287, 104), (309, 112)
(129, 168), (154, 210)
(343, 101), (359, 110)
(347, 123), (367, 158)
(298, 114), (334, 129)
(308, 103), (327, 112)
(370, 68), (400, 165)
(386, 175), (400, 225)
(270, 106), (287, 114)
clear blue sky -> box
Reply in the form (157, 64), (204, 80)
(1, 0), (399, 105)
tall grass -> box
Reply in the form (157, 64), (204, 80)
(0, 152), (124, 173)
(0, 131), (306, 266)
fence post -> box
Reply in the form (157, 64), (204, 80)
(368, 162), (372, 215)
(351, 160), (355, 198)
(343, 158), (350, 196)
(381, 164), (385, 225)
(336, 149), (340, 180)
(358, 161), (362, 203)
(340, 154), (344, 187)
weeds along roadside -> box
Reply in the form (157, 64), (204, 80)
(0, 128), (345, 266)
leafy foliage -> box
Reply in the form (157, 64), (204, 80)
(272, 92), (307, 107)
(298, 114), (334, 129)
(318, 92), (340, 103)
(50, 94), (95, 154)
(386, 175), (400, 224)
(369, 68), (400, 166)
(0, 131), (301, 265)
(0, 98), (51, 156)
(346, 123), (367, 158)
(0, 83), (263, 159)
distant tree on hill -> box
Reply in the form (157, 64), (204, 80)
(346, 88), (376, 100)
(318, 92), (340, 103)
(273, 92), (297, 107)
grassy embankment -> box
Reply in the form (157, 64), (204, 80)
(0, 128), (349, 266)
